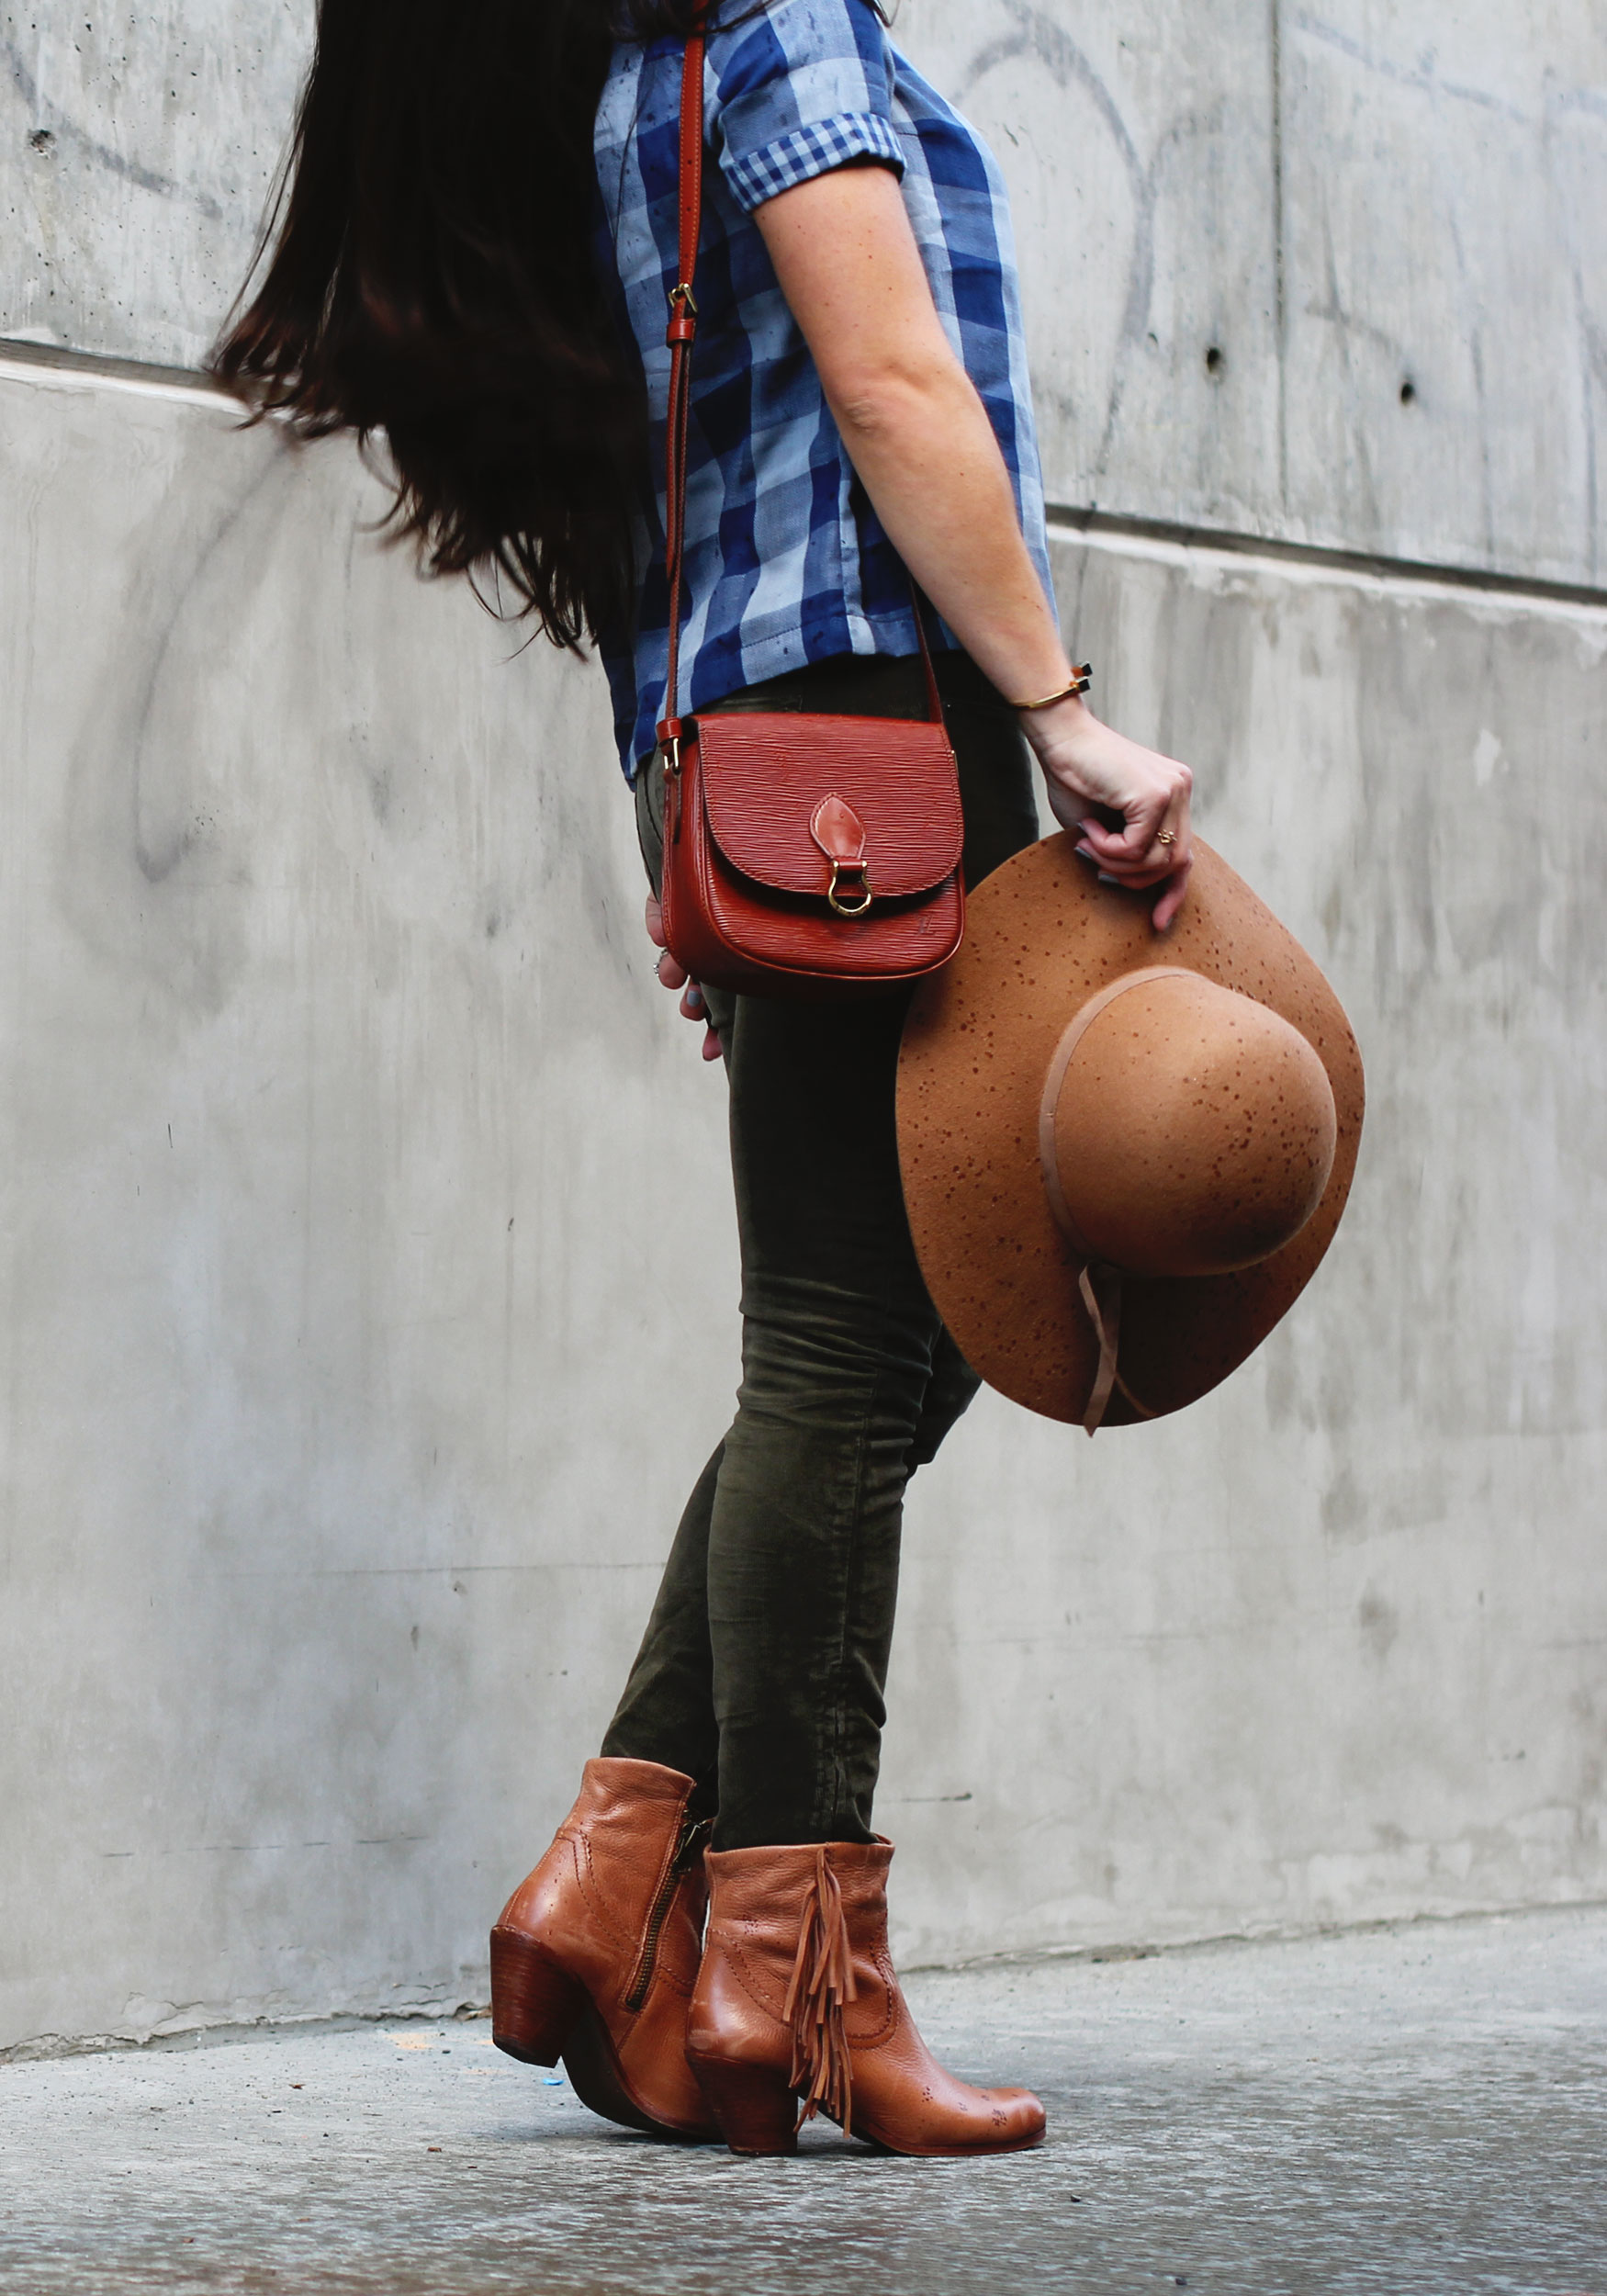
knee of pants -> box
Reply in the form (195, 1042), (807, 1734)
(736, 1270), (942, 1421)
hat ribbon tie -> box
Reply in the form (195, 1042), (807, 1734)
(1077, 1262), (1124, 1437)
(1039, 974), (1189, 1437)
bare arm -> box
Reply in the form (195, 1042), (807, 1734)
(754, 163), (1193, 929)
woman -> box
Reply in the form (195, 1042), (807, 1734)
(216, 0), (1193, 2157)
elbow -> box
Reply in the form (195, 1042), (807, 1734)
(825, 353), (963, 446)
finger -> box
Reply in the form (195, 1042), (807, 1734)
(1076, 805), (1162, 846)
(700, 1023), (724, 1063)
(656, 946), (690, 991)
(1150, 855), (1194, 934)
(1078, 814), (1190, 876)
(679, 982), (704, 1020)
(1157, 863), (1194, 928)
(1074, 843), (1177, 890)
(645, 893), (667, 948)
(1077, 811), (1174, 865)
(1151, 789), (1193, 869)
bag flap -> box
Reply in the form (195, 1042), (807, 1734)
(696, 712), (963, 898)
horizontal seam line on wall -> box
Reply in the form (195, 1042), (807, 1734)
(0, 336), (226, 408)
(5, 342), (1601, 610)
(1047, 504), (1607, 611)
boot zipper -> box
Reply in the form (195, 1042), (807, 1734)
(624, 1812), (712, 2012)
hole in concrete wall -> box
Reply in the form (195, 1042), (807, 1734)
(1205, 345), (1224, 376)
(28, 129), (55, 154)
(1399, 379), (1417, 406)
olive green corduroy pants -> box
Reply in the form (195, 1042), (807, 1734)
(601, 650), (1039, 1850)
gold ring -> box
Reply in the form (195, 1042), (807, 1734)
(1157, 828), (1176, 848)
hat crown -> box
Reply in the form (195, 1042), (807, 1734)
(897, 833), (1365, 1430)
(1044, 971), (1338, 1280)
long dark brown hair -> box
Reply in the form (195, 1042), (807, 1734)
(211, 0), (714, 649)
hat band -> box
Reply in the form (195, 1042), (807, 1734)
(1039, 967), (1193, 1435)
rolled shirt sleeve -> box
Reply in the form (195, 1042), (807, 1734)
(708, 0), (907, 212)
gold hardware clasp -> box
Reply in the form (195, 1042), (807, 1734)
(668, 283), (699, 318)
(826, 861), (873, 917)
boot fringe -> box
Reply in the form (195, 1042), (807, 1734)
(781, 1847), (859, 2135)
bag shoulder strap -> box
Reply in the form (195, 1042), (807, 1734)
(657, 27), (705, 749)
(656, 27), (942, 745)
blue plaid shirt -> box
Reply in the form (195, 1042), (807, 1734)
(593, 0), (1055, 779)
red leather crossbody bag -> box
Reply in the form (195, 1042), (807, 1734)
(654, 28), (965, 1000)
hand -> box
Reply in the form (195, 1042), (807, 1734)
(1021, 695), (1194, 932)
(645, 895), (724, 1062)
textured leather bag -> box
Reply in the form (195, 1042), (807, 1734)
(654, 27), (966, 999)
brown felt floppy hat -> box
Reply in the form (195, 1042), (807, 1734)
(896, 834), (1365, 1431)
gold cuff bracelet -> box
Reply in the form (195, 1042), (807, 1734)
(1011, 664), (1092, 711)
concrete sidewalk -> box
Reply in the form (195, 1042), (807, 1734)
(1, 1908), (1602, 2296)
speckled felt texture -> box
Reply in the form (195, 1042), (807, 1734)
(896, 834), (1364, 1427)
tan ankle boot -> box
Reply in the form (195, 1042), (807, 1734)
(490, 1757), (716, 2141)
(686, 1840), (1045, 2156)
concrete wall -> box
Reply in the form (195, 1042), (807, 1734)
(2, 0), (1604, 2051)
(7, 3), (1607, 577)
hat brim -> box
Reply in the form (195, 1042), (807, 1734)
(895, 835), (1365, 1427)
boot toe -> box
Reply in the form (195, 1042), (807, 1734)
(942, 2084), (1045, 2154)
(990, 2086), (1047, 2147)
